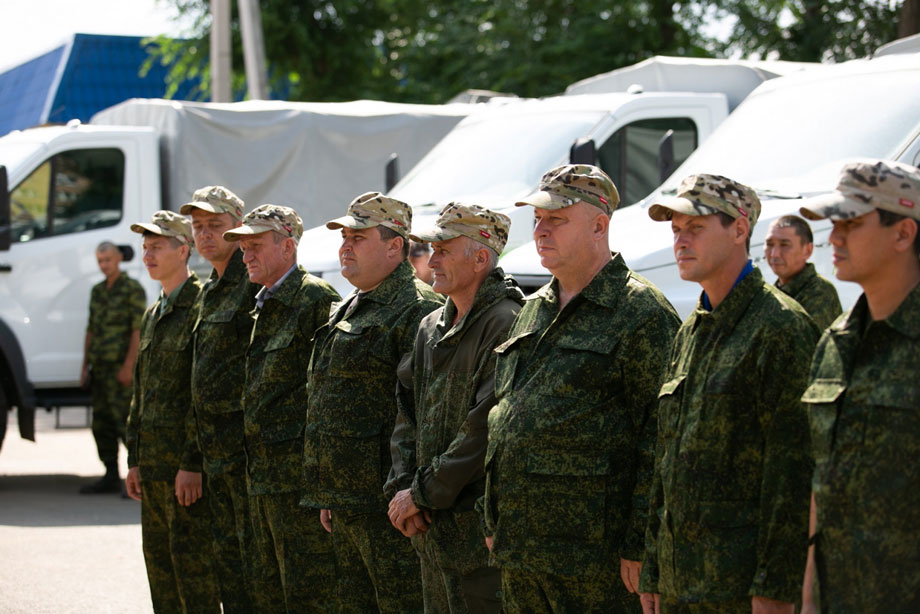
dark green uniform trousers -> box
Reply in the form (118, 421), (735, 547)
(89, 363), (131, 467)
(250, 492), (336, 613)
(205, 462), (253, 614)
(330, 509), (424, 613)
(660, 598), (751, 613)
(501, 566), (638, 613)
(418, 550), (501, 614)
(140, 479), (220, 614)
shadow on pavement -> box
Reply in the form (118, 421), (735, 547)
(0, 473), (140, 527)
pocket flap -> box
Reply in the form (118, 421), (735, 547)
(801, 379), (847, 404)
(264, 329), (295, 352)
(526, 450), (609, 477)
(494, 330), (535, 355)
(317, 419), (382, 439)
(334, 320), (364, 335)
(261, 420), (304, 443)
(555, 333), (619, 355)
(203, 308), (236, 323)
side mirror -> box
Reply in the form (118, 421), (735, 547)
(385, 154), (399, 192)
(0, 166), (10, 251)
(117, 245), (135, 262)
(658, 130), (675, 184)
(569, 138), (596, 165)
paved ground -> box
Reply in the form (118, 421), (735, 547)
(0, 408), (153, 614)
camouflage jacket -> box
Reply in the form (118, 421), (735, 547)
(776, 263), (842, 331)
(126, 274), (202, 482)
(385, 269), (523, 573)
(802, 283), (920, 613)
(639, 267), (817, 603)
(243, 266), (339, 496)
(191, 249), (260, 475)
(303, 260), (442, 512)
(87, 272), (146, 365)
(481, 254), (680, 577)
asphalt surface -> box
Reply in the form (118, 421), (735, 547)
(0, 408), (153, 614)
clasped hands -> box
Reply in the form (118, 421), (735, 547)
(388, 488), (431, 537)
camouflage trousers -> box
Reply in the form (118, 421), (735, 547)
(659, 597), (750, 613)
(89, 362), (131, 466)
(140, 478), (221, 614)
(330, 508), (424, 614)
(500, 566), (639, 613)
(250, 492), (336, 613)
(205, 461), (253, 614)
(418, 551), (501, 614)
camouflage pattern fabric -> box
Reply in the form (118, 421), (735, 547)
(639, 267), (818, 605)
(802, 283), (920, 613)
(481, 254), (680, 583)
(88, 363), (133, 466)
(775, 263), (842, 331)
(659, 598), (750, 613)
(87, 272), (146, 363)
(515, 164), (620, 215)
(409, 203), (512, 254)
(249, 491), (337, 613)
(329, 509), (424, 614)
(501, 567), (637, 614)
(419, 557), (502, 614)
(204, 462), (253, 613)
(648, 173), (761, 225)
(140, 478), (221, 614)
(223, 204), (304, 242)
(325, 191), (413, 238)
(385, 269), (523, 612)
(126, 274), (202, 481)
(800, 159), (920, 223)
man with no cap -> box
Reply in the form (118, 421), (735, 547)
(223, 205), (340, 613)
(125, 210), (220, 613)
(180, 186), (258, 613)
(386, 203), (524, 613)
(303, 192), (442, 613)
(481, 164), (680, 613)
(639, 174), (818, 614)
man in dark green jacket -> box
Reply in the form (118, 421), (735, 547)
(639, 174), (818, 614)
(182, 186), (258, 613)
(223, 205), (340, 613)
(304, 192), (442, 614)
(799, 160), (920, 614)
(764, 214), (842, 330)
(125, 210), (220, 613)
(386, 203), (524, 614)
(482, 165), (680, 613)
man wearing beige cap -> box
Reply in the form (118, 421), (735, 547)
(125, 210), (221, 613)
(222, 204), (340, 613)
(639, 174), (817, 614)
(304, 191), (442, 613)
(180, 186), (257, 613)
(481, 164), (679, 612)
(798, 159), (920, 614)
(384, 203), (524, 613)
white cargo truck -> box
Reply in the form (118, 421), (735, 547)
(0, 98), (476, 447)
(501, 50), (920, 311)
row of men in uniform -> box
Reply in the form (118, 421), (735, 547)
(80, 157), (920, 614)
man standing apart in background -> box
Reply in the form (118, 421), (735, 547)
(764, 214), (842, 330)
(386, 203), (523, 613)
(304, 192), (441, 614)
(799, 160), (920, 613)
(125, 211), (220, 613)
(639, 175), (817, 614)
(224, 205), (340, 613)
(482, 165), (680, 613)
(181, 186), (257, 613)
(80, 241), (146, 494)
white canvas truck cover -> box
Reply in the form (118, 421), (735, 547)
(91, 98), (474, 228)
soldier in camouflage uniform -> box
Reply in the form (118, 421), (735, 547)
(81, 241), (146, 494)
(303, 192), (442, 614)
(764, 215), (842, 330)
(124, 211), (221, 613)
(480, 165), (680, 613)
(180, 186), (258, 613)
(798, 160), (920, 614)
(223, 205), (340, 613)
(385, 204), (524, 614)
(639, 174), (818, 614)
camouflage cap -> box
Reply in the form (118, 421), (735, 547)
(515, 164), (619, 215)
(222, 204), (304, 243)
(800, 159), (920, 222)
(648, 173), (761, 227)
(179, 185), (245, 221)
(325, 192), (412, 238)
(410, 203), (511, 254)
(130, 210), (194, 245)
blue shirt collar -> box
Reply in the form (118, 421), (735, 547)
(702, 259), (754, 311)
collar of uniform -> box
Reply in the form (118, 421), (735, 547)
(777, 262), (817, 296)
(361, 259), (417, 306)
(843, 281), (920, 340)
(692, 266), (763, 330)
(159, 272), (199, 317)
(437, 267), (520, 339)
(263, 265), (305, 307)
(531, 252), (629, 310)
(214, 247), (247, 285)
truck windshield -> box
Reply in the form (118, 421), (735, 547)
(656, 68), (920, 194)
(391, 111), (606, 206)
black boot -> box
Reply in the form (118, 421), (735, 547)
(79, 463), (121, 494)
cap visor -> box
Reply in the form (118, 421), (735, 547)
(647, 197), (719, 222)
(799, 191), (875, 221)
(409, 226), (461, 244)
(515, 190), (565, 209)
(130, 222), (165, 236)
(325, 215), (378, 231)
(179, 202), (220, 215)
(222, 224), (275, 241)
